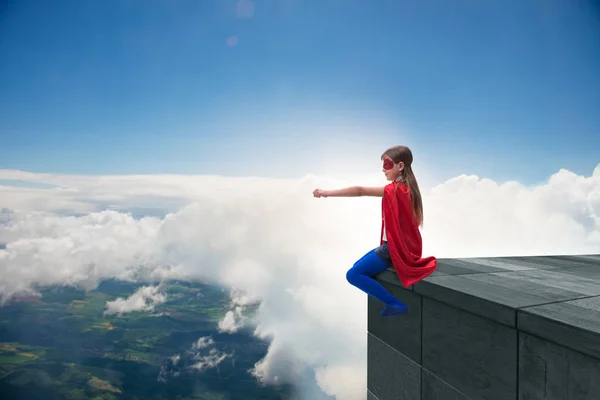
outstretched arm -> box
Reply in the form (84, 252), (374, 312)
(313, 186), (384, 198)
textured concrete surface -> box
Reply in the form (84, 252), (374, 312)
(519, 332), (600, 400)
(519, 295), (600, 359)
(367, 333), (421, 400)
(422, 297), (517, 400)
(414, 255), (600, 326)
(367, 390), (379, 400)
(367, 254), (600, 400)
(421, 369), (473, 400)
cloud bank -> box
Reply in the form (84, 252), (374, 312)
(0, 164), (599, 399)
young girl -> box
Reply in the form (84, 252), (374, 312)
(312, 145), (437, 317)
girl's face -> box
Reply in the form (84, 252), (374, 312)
(382, 155), (404, 181)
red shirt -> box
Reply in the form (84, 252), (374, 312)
(381, 181), (437, 287)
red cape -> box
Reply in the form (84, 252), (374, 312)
(381, 181), (437, 287)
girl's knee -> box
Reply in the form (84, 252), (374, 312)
(346, 262), (364, 284)
(347, 256), (367, 284)
(346, 267), (356, 284)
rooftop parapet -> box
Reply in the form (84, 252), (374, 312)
(367, 254), (600, 400)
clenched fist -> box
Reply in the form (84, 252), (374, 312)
(313, 189), (328, 198)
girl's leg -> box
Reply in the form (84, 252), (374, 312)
(346, 249), (408, 316)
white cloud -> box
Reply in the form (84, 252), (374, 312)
(160, 336), (229, 383)
(187, 336), (230, 373)
(0, 165), (599, 400)
(218, 306), (248, 333)
(423, 168), (600, 257)
(104, 285), (167, 316)
(192, 336), (215, 350)
(191, 348), (230, 372)
(315, 362), (366, 400)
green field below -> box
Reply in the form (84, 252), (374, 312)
(0, 280), (296, 400)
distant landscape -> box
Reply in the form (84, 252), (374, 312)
(0, 279), (295, 399)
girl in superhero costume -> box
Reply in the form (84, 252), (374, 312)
(312, 145), (437, 317)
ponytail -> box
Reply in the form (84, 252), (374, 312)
(403, 165), (423, 226)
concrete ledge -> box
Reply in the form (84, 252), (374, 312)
(368, 333), (421, 400)
(367, 254), (600, 400)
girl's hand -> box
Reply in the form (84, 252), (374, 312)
(313, 189), (328, 198)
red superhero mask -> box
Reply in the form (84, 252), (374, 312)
(383, 159), (394, 170)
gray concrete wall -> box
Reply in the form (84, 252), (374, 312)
(366, 255), (600, 400)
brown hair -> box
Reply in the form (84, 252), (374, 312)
(381, 145), (424, 226)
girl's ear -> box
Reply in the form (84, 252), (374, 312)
(398, 161), (405, 171)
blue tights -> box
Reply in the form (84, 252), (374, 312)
(346, 249), (408, 316)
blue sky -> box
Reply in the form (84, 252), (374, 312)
(1, 0), (599, 185)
